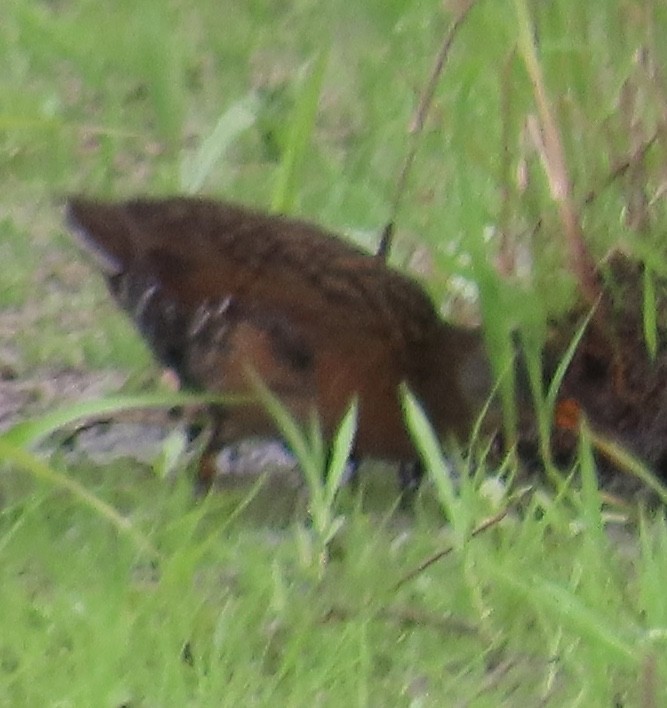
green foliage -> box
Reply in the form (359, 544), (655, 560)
(271, 50), (329, 213)
(2, 0), (667, 703)
(180, 93), (259, 194)
(251, 373), (356, 571)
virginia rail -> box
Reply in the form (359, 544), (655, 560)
(66, 197), (496, 494)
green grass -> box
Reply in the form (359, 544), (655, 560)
(2, 0), (667, 704)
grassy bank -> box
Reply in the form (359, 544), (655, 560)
(2, 0), (667, 704)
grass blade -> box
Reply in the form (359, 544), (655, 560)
(271, 50), (328, 213)
(324, 398), (358, 504)
(3, 391), (253, 448)
(180, 92), (259, 193)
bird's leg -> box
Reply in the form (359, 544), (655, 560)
(322, 446), (362, 490)
(397, 460), (425, 509)
(193, 408), (228, 496)
(343, 454), (362, 491)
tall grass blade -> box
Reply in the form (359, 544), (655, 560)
(181, 93), (259, 193)
(271, 51), (328, 213)
(4, 392), (253, 448)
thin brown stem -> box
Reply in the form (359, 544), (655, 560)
(394, 486), (532, 591)
(514, 0), (602, 311)
(381, 0), (482, 259)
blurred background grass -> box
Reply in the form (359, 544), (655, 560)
(0, 0), (667, 370)
(3, 0), (666, 373)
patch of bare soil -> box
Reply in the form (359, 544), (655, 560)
(0, 366), (126, 433)
(0, 354), (303, 479)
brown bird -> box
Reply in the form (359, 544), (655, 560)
(66, 197), (496, 495)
